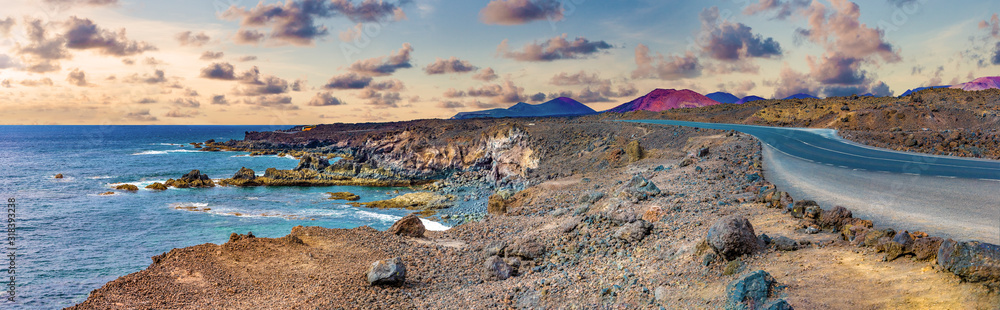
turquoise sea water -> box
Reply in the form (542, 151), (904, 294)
(0, 126), (437, 309)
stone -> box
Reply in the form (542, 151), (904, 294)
(115, 184), (139, 191)
(702, 252), (718, 266)
(579, 191), (605, 204)
(557, 217), (582, 234)
(763, 299), (794, 310)
(626, 140), (645, 162)
(327, 192), (360, 201)
(790, 200), (818, 218)
(388, 214), (425, 238)
(165, 170), (215, 188)
(724, 261), (741, 275)
(482, 255), (514, 280)
(367, 257), (406, 286)
(697, 147), (710, 157)
(771, 236), (799, 251)
(614, 220), (653, 243)
(818, 206), (853, 230)
(487, 194), (507, 215)
(679, 157), (697, 167)
(232, 167), (256, 180)
(145, 182), (168, 191)
(913, 237), (943, 261)
(885, 231), (914, 261)
(804, 205), (822, 220)
(98, 191), (115, 196)
(228, 231), (255, 243)
(641, 205), (666, 222)
(725, 270), (778, 310)
(654, 286), (669, 302)
(707, 216), (759, 260)
(294, 155), (330, 171)
(863, 229), (887, 247)
(936, 239), (1000, 288)
(54, 174), (64, 179)
(619, 174), (661, 202)
(506, 239), (546, 260)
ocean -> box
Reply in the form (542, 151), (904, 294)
(0, 125), (445, 309)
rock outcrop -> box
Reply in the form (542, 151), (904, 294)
(165, 170), (215, 188)
(145, 183), (168, 191)
(327, 192), (360, 201)
(350, 193), (453, 211)
(506, 239), (546, 260)
(937, 239), (1000, 288)
(619, 174), (661, 202)
(725, 270), (791, 310)
(115, 184), (138, 191)
(614, 220), (653, 243)
(367, 257), (406, 287)
(482, 256), (514, 280)
(707, 216), (759, 260)
(388, 214), (425, 238)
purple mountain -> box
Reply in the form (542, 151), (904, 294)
(451, 97), (596, 120)
(735, 95), (766, 104)
(950, 76), (1000, 91)
(606, 89), (720, 113)
(783, 93), (819, 100)
(706, 92), (740, 104)
(899, 86), (949, 97)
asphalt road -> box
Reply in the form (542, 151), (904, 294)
(625, 119), (1000, 243)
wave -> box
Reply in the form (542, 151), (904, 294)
(87, 176), (114, 180)
(131, 149), (202, 156)
(420, 219), (451, 231)
(356, 210), (400, 222)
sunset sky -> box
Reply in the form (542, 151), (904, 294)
(1, 0), (999, 125)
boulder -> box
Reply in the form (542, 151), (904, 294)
(232, 167), (256, 180)
(367, 257), (406, 286)
(937, 239), (1000, 288)
(790, 200), (818, 218)
(619, 174), (661, 202)
(679, 157), (697, 167)
(614, 220), (653, 243)
(884, 231), (914, 261)
(328, 192), (361, 201)
(482, 255), (514, 280)
(803, 205), (822, 220)
(725, 270), (787, 310)
(54, 174), (64, 179)
(294, 155), (330, 171)
(579, 191), (605, 204)
(771, 236), (800, 251)
(506, 239), (546, 260)
(625, 140), (645, 162)
(166, 170), (215, 188)
(98, 191), (115, 196)
(697, 147), (710, 157)
(115, 184), (138, 191)
(707, 216), (759, 260)
(388, 214), (425, 238)
(487, 194), (507, 215)
(912, 237), (943, 261)
(818, 206), (853, 230)
(145, 182), (168, 191)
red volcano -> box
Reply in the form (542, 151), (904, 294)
(606, 89), (720, 113)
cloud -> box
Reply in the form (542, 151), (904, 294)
(165, 110), (198, 118)
(358, 89), (402, 107)
(136, 98), (157, 104)
(0, 54), (20, 69)
(479, 0), (563, 25)
(15, 18), (71, 73)
(743, 0), (810, 20)
(64, 16), (157, 56)
(367, 79), (406, 91)
(437, 101), (464, 109)
(323, 72), (372, 89)
(473, 67), (499, 81)
(176, 31), (211, 46)
(465, 79), (525, 104)
(443, 88), (466, 98)
(699, 7), (782, 61)
(550, 71), (604, 86)
(200, 51), (224, 60)
(171, 98), (201, 108)
(234, 29), (266, 45)
(20, 78), (54, 87)
(237, 55), (258, 62)
(0, 18), (14, 37)
(868, 81), (893, 97)
(424, 57), (477, 75)
(210, 95), (229, 105)
(66, 68), (89, 86)
(307, 91), (345, 106)
(124, 110), (157, 122)
(348, 43), (413, 76)
(795, 0), (900, 63)
(980, 13), (1000, 39)
(631, 44), (701, 80)
(121, 58), (134, 65)
(807, 53), (866, 85)
(143, 57), (164, 66)
(43, 0), (117, 7)
(125, 69), (167, 84)
(769, 65), (818, 99)
(233, 69), (290, 96)
(716, 80), (757, 97)
(200, 63), (237, 80)
(224, 0), (409, 46)
(291, 79), (306, 91)
(241, 95), (297, 109)
(497, 34), (613, 62)
(886, 0), (917, 8)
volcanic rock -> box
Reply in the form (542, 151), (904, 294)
(937, 239), (1000, 288)
(388, 214), (425, 238)
(614, 220), (653, 243)
(482, 256), (514, 281)
(115, 184), (138, 191)
(367, 257), (406, 286)
(725, 270), (788, 310)
(145, 183), (168, 191)
(165, 170), (215, 188)
(707, 216), (759, 260)
(619, 174), (661, 202)
(328, 192), (361, 201)
(506, 239), (546, 260)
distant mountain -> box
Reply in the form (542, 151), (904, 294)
(899, 86), (949, 97)
(451, 97), (596, 120)
(950, 76), (1000, 91)
(606, 89), (719, 113)
(706, 92), (739, 104)
(735, 95), (766, 104)
(782, 93), (819, 100)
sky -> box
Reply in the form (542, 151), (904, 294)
(1, 0), (999, 125)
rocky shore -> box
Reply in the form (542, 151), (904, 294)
(72, 117), (999, 309)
